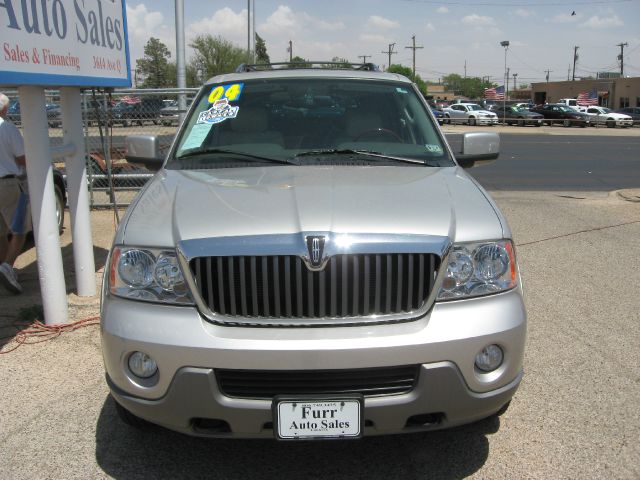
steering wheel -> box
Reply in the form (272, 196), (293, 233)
(353, 128), (403, 143)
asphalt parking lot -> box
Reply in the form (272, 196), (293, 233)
(0, 134), (639, 478)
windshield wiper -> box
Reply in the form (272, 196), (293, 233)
(176, 148), (291, 165)
(294, 148), (431, 165)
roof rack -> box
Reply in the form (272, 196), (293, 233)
(235, 62), (380, 73)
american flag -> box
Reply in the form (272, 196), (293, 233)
(484, 85), (505, 100)
(577, 90), (598, 106)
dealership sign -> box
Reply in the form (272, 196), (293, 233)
(0, 0), (131, 87)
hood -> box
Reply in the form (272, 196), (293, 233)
(119, 166), (504, 247)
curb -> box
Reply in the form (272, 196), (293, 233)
(616, 189), (640, 202)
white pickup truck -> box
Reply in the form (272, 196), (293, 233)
(577, 106), (634, 128)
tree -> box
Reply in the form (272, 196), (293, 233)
(288, 56), (311, 68)
(166, 62), (201, 88)
(255, 33), (270, 64)
(441, 74), (492, 99)
(136, 37), (172, 88)
(322, 56), (350, 69)
(387, 64), (428, 96)
(189, 35), (247, 79)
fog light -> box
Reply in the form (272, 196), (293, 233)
(128, 351), (158, 378)
(475, 344), (503, 372)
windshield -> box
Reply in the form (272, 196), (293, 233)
(172, 77), (453, 168)
(558, 105), (577, 113)
(466, 104), (483, 111)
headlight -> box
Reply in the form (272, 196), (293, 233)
(109, 246), (193, 304)
(437, 240), (517, 300)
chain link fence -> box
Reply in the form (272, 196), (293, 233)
(79, 88), (198, 207)
(5, 87), (197, 209)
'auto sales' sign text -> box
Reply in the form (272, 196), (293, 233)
(0, 0), (131, 87)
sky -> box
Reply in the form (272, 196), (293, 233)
(125, 0), (640, 86)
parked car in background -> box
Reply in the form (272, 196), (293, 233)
(442, 103), (499, 125)
(577, 106), (633, 128)
(613, 107), (640, 126)
(159, 98), (195, 126)
(111, 97), (164, 127)
(557, 98), (580, 111)
(430, 106), (444, 125)
(487, 105), (543, 126)
(529, 104), (590, 127)
(7, 101), (62, 127)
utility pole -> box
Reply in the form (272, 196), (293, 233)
(545, 69), (552, 82)
(572, 46), (579, 81)
(247, 0), (251, 62)
(358, 55), (371, 64)
(506, 67), (510, 99)
(288, 40), (293, 62)
(617, 42), (628, 77)
(567, 65), (571, 81)
(381, 43), (397, 70)
(512, 72), (518, 92)
(464, 60), (467, 78)
(405, 35), (424, 78)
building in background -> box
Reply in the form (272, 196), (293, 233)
(531, 77), (640, 108)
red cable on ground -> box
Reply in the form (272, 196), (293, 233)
(0, 315), (100, 354)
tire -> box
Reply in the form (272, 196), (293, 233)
(444, 114), (451, 125)
(123, 119), (131, 128)
(468, 117), (476, 126)
(493, 400), (511, 417)
(114, 399), (149, 429)
(517, 118), (525, 127)
(54, 183), (65, 234)
(606, 119), (615, 128)
(563, 119), (571, 127)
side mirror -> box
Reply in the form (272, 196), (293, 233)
(455, 132), (500, 168)
(125, 135), (164, 171)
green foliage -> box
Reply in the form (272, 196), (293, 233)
(166, 62), (201, 87)
(322, 56), (351, 69)
(136, 37), (172, 88)
(189, 35), (247, 78)
(387, 64), (428, 96)
(255, 33), (270, 64)
(441, 74), (493, 99)
(288, 56), (311, 68)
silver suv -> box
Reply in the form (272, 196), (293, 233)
(102, 63), (526, 440)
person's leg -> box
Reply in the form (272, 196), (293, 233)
(0, 180), (25, 293)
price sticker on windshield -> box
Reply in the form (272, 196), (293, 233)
(208, 83), (244, 104)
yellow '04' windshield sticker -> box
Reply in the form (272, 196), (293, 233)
(208, 83), (244, 103)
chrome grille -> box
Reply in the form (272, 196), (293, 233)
(190, 253), (439, 319)
(216, 365), (420, 399)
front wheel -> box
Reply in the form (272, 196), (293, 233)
(468, 117), (476, 126)
(606, 119), (615, 128)
(517, 118), (525, 127)
(563, 119), (571, 127)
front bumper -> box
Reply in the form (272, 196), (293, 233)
(102, 288), (526, 437)
(477, 117), (499, 125)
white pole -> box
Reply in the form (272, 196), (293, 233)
(18, 86), (68, 325)
(60, 87), (96, 297)
(175, 0), (186, 122)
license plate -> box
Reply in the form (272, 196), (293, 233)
(274, 396), (363, 440)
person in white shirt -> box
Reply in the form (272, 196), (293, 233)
(0, 92), (30, 294)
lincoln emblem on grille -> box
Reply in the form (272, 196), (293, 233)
(305, 236), (326, 269)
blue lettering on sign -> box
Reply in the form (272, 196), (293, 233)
(0, 0), (123, 50)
